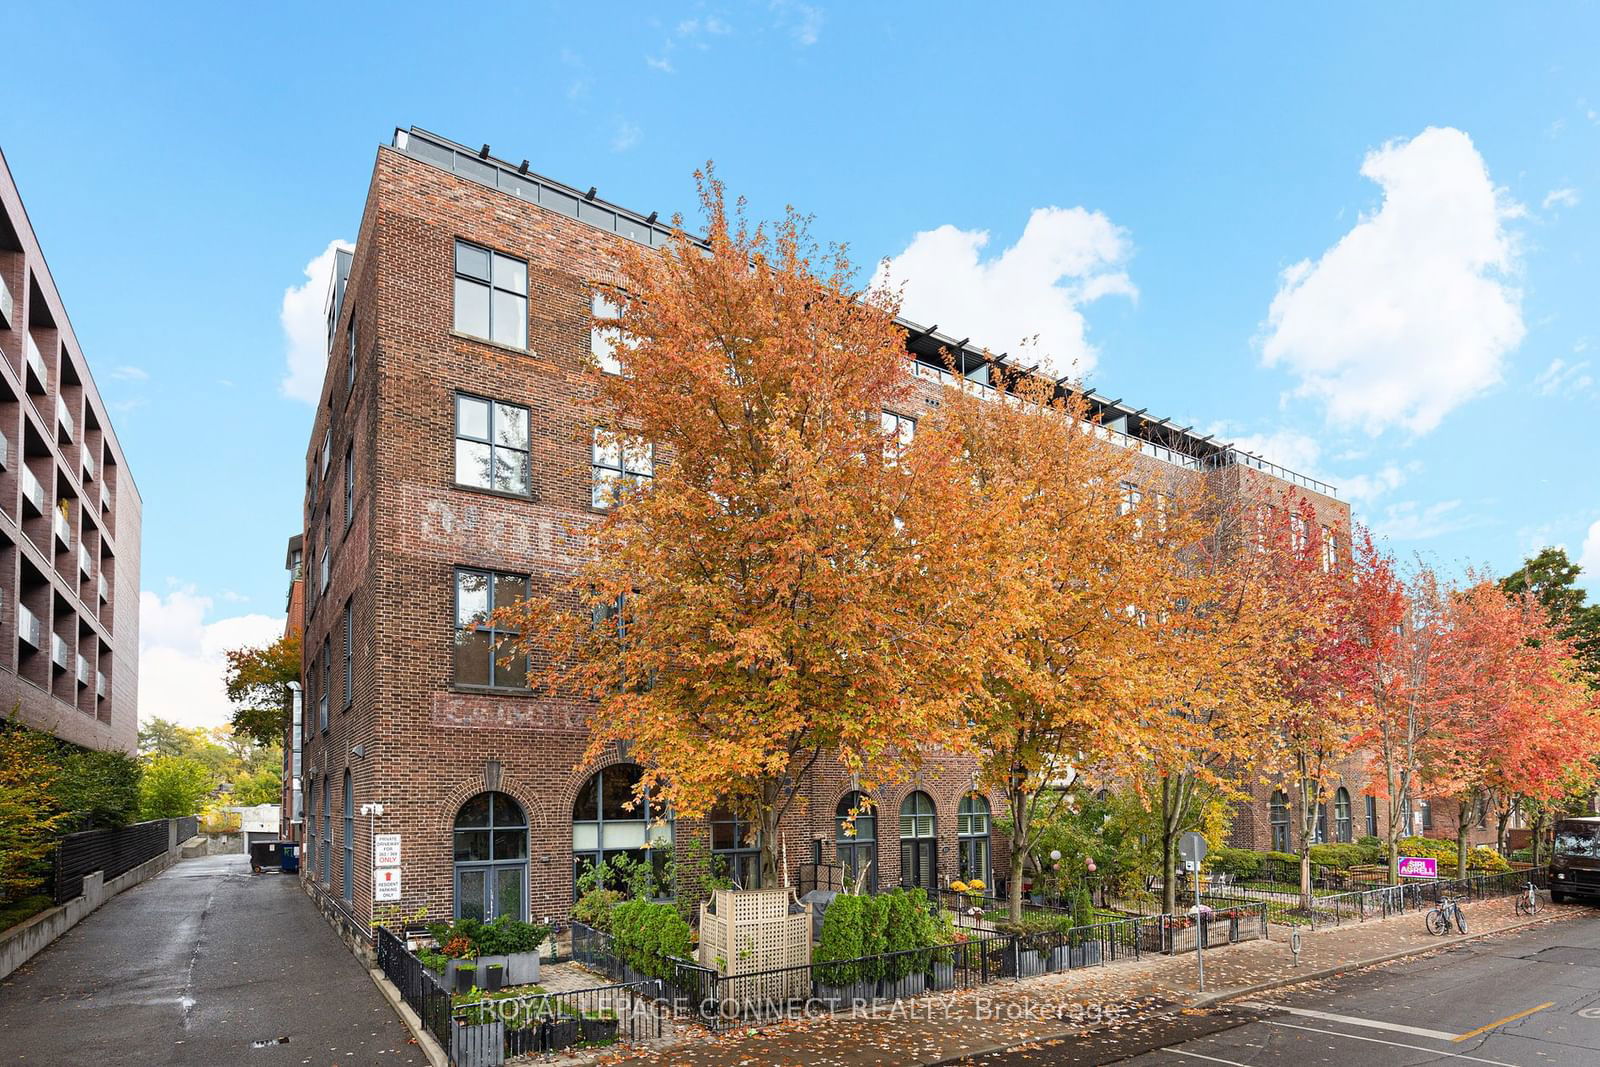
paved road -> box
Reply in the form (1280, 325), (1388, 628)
(959, 909), (1600, 1066)
(0, 854), (424, 1066)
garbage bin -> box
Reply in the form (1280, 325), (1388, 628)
(249, 840), (285, 873)
(281, 842), (300, 873)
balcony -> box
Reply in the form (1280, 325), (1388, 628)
(0, 272), (12, 327)
(76, 654), (90, 686)
(20, 468), (45, 514)
(98, 573), (109, 602)
(24, 333), (47, 387)
(0, 429), (8, 471)
(78, 544), (93, 578)
(53, 510), (72, 549)
(96, 672), (107, 700)
(100, 485), (111, 514)
(50, 632), (68, 670)
(57, 403), (74, 443)
(83, 450), (96, 483)
(17, 605), (41, 648)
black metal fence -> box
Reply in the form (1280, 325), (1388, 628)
(51, 818), (173, 904)
(375, 926), (453, 1050)
(450, 981), (665, 1063)
(794, 861), (846, 896)
(1228, 867), (1546, 929)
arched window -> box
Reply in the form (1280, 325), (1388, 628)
(835, 791), (877, 893)
(957, 793), (991, 887)
(1269, 790), (1290, 853)
(321, 777), (331, 882)
(454, 792), (528, 921)
(899, 791), (937, 890)
(1334, 788), (1353, 844)
(572, 764), (672, 898)
(708, 804), (761, 889)
(342, 770), (354, 902)
(306, 776), (317, 877)
(1314, 800), (1328, 844)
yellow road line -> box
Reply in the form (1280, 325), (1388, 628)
(1451, 1001), (1555, 1042)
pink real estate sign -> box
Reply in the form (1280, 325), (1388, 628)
(1397, 856), (1438, 879)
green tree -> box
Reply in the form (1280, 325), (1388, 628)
(50, 748), (142, 831)
(137, 717), (189, 758)
(0, 717), (70, 903)
(228, 765), (283, 807)
(138, 756), (213, 819)
(223, 633), (302, 749)
(1501, 547), (1600, 682)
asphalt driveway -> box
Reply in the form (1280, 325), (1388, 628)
(0, 853), (424, 1066)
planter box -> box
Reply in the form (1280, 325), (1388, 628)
(454, 967), (480, 994)
(1007, 948), (1045, 978)
(1071, 942), (1103, 968)
(577, 1015), (620, 1046)
(504, 950), (541, 986)
(451, 1020), (505, 1067)
(929, 962), (957, 990)
(885, 973), (925, 999)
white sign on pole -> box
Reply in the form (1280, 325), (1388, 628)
(374, 834), (402, 867)
(374, 866), (402, 901)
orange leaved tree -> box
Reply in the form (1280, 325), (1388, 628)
(495, 171), (973, 888)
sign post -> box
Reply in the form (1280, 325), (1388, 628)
(1178, 831), (1209, 992)
(1397, 856), (1437, 879)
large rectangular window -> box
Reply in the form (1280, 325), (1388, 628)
(347, 323), (357, 389)
(591, 429), (653, 508)
(454, 240), (527, 348)
(318, 642), (330, 731)
(454, 569), (529, 688)
(591, 292), (623, 374)
(344, 442), (355, 527)
(880, 411), (915, 461)
(454, 394), (530, 496)
(342, 601), (354, 707)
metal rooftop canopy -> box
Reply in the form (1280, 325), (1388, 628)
(389, 126), (1338, 499)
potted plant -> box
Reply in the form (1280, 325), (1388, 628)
(451, 995), (505, 1067)
(484, 962), (504, 991)
(454, 963), (478, 994)
(576, 1009), (620, 1046)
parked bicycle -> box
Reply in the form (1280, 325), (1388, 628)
(1514, 881), (1540, 917)
(1425, 894), (1468, 935)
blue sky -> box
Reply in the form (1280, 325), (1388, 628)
(5, 3), (1598, 728)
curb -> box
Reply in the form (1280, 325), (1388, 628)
(1186, 909), (1563, 1009)
(927, 909), (1568, 1065)
(366, 965), (449, 1067)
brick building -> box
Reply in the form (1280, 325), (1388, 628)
(278, 533), (305, 842)
(0, 146), (141, 755)
(298, 127), (1372, 932)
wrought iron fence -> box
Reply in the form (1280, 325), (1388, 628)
(375, 926), (453, 1051)
(1157, 903), (1270, 952)
(794, 861), (846, 896)
(450, 981), (665, 1063)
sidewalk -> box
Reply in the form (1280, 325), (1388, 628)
(598, 899), (1585, 1067)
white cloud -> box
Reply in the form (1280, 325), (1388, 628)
(611, 120), (642, 153)
(1542, 186), (1580, 210)
(645, 54), (674, 73)
(280, 238), (353, 405)
(1581, 519), (1600, 584)
(873, 208), (1136, 380)
(1371, 499), (1474, 541)
(771, 0), (822, 45)
(110, 365), (149, 381)
(1533, 356), (1594, 396)
(1261, 126), (1525, 436)
(1339, 463), (1408, 504)
(140, 588), (282, 732)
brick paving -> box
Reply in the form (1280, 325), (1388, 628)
(572, 897), (1585, 1067)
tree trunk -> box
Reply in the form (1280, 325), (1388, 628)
(760, 794), (782, 891)
(1008, 786), (1030, 924)
(1455, 799), (1470, 879)
(1160, 776), (1178, 918)
(1531, 811), (1546, 868)
(1495, 804), (1512, 856)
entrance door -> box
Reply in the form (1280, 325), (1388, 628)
(454, 862), (526, 921)
(901, 839), (936, 889)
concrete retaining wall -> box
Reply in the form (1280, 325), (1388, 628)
(0, 832), (187, 981)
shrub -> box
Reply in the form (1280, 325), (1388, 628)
(1308, 843), (1367, 870)
(0, 720), (69, 904)
(860, 893), (891, 981)
(813, 892), (866, 986)
(1207, 846), (1261, 881)
(572, 888), (623, 932)
(1468, 846), (1511, 874)
(138, 756), (212, 820)
(51, 749), (142, 832)
(608, 899), (691, 979)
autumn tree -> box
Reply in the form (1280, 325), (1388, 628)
(926, 372), (1209, 922)
(0, 714), (70, 905)
(222, 632), (302, 749)
(1501, 546), (1600, 683)
(495, 170), (973, 888)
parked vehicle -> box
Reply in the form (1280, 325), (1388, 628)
(1549, 816), (1600, 905)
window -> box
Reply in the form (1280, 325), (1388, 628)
(1334, 787), (1353, 843)
(320, 429), (331, 480)
(1290, 515), (1309, 555)
(306, 775), (316, 876)
(319, 545), (328, 595)
(342, 601), (354, 707)
(454, 792), (528, 921)
(1269, 789), (1290, 852)
(454, 395), (530, 496)
(1314, 800), (1328, 844)
(572, 764), (672, 896)
(957, 793), (991, 886)
(347, 323), (357, 389)
(591, 428), (653, 508)
(1119, 481), (1143, 516)
(321, 776), (331, 883)
(344, 442), (355, 527)
(591, 292), (623, 374)
(709, 804), (761, 889)
(880, 411), (915, 460)
(342, 770), (354, 902)
(1365, 794), (1378, 838)
(454, 569), (529, 688)
(453, 239), (527, 348)
(898, 791), (937, 890)
(319, 641), (330, 731)
(1420, 799), (1433, 831)
(835, 791), (877, 893)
